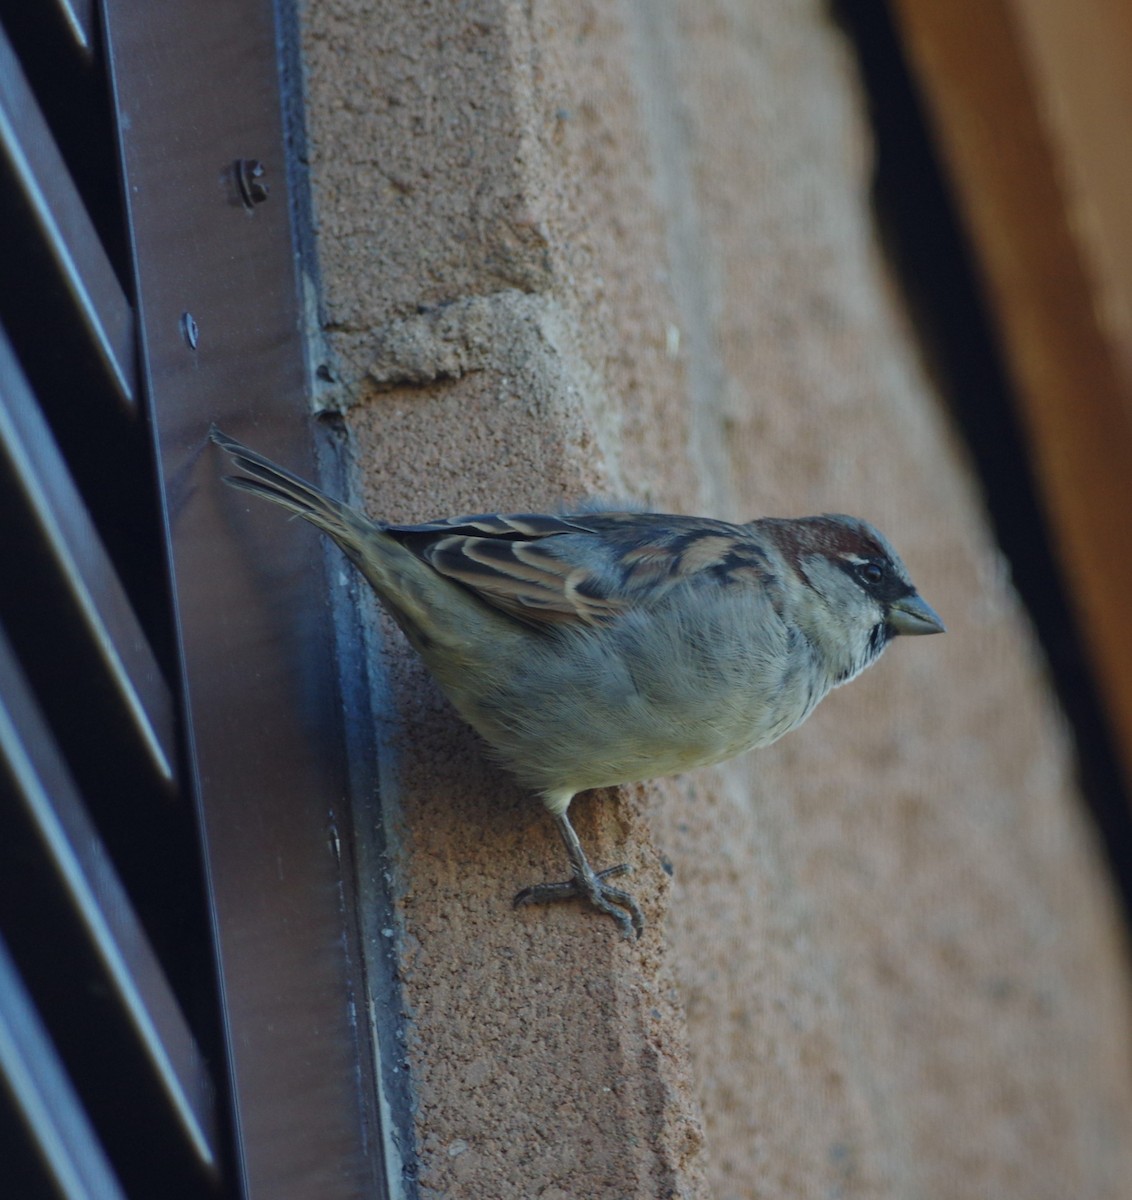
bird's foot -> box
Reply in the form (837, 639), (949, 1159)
(514, 862), (645, 939)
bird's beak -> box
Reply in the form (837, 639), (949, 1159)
(888, 592), (946, 636)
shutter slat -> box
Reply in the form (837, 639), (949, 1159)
(0, 624), (219, 1179)
(0, 25), (135, 411)
(0, 935), (127, 1200)
(0, 329), (177, 791)
(50, 0), (97, 60)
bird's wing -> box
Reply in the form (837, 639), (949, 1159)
(386, 511), (776, 628)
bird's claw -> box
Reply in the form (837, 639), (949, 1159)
(514, 863), (645, 939)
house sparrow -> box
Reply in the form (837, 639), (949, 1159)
(212, 427), (943, 937)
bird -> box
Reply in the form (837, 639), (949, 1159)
(211, 426), (944, 938)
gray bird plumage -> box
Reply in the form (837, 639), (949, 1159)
(212, 427), (943, 937)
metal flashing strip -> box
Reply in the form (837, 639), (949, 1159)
(102, 1), (393, 1195)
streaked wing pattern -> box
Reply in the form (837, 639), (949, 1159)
(386, 512), (776, 628)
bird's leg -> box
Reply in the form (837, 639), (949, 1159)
(513, 812), (645, 938)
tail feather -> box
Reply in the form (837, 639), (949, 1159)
(210, 425), (363, 542)
(209, 426), (515, 665)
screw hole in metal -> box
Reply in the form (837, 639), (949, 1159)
(234, 158), (269, 209)
(180, 311), (199, 350)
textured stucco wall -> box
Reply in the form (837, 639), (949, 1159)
(297, 1), (1132, 1197)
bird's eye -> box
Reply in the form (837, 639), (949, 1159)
(858, 561), (884, 585)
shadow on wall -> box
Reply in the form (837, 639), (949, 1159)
(832, 0), (1132, 913)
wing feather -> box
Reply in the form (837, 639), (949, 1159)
(385, 512), (776, 628)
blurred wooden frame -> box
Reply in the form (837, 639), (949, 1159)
(890, 0), (1132, 795)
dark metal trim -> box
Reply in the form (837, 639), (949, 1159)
(101, 1), (398, 1195)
